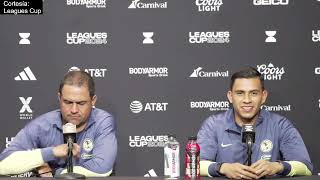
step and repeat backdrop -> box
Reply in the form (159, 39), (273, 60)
(0, 0), (319, 177)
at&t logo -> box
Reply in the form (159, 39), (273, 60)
(130, 101), (168, 113)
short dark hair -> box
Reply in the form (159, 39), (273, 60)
(230, 67), (264, 90)
(59, 70), (95, 98)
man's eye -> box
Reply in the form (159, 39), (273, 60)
(78, 102), (86, 105)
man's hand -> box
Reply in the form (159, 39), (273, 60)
(251, 159), (284, 178)
(219, 163), (258, 179)
(37, 163), (53, 177)
(52, 143), (81, 158)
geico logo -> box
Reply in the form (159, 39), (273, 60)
(315, 67), (320, 74)
(189, 32), (230, 38)
(257, 64), (284, 75)
(191, 101), (229, 108)
(129, 67), (168, 74)
(195, 0), (223, 6)
(144, 103), (168, 111)
(253, 0), (289, 5)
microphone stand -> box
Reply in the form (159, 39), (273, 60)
(56, 139), (85, 179)
(246, 137), (253, 166)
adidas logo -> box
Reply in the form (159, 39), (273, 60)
(14, 67), (37, 81)
(143, 169), (157, 177)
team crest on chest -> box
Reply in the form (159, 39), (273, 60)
(260, 139), (273, 153)
(83, 138), (94, 152)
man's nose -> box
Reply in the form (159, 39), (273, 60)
(71, 103), (79, 113)
(243, 93), (252, 103)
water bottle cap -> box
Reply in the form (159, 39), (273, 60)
(188, 136), (197, 140)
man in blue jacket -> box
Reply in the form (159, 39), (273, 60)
(0, 70), (117, 177)
(198, 67), (313, 179)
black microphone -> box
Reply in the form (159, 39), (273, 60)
(241, 124), (255, 145)
(56, 123), (85, 179)
(62, 123), (76, 173)
(241, 124), (255, 166)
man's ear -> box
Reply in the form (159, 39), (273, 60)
(91, 95), (97, 107)
(227, 90), (233, 104)
(261, 90), (268, 104)
(57, 92), (61, 102)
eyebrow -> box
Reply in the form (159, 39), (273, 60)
(63, 99), (87, 103)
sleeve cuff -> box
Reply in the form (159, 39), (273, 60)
(54, 168), (64, 176)
(208, 162), (223, 177)
(277, 161), (291, 176)
(41, 147), (56, 162)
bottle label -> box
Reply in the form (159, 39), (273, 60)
(164, 144), (180, 177)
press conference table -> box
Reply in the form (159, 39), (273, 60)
(0, 176), (319, 179)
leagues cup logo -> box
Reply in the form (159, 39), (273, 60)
(66, 32), (108, 45)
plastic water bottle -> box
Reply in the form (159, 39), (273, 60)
(185, 136), (200, 179)
(164, 134), (180, 178)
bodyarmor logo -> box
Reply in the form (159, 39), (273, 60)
(261, 104), (291, 112)
(6, 137), (14, 148)
(195, 0), (223, 12)
(129, 67), (168, 77)
(253, 0), (289, 5)
(257, 63), (285, 80)
(189, 31), (230, 44)
(19, 97), (33, 120)
(130, 101), (168, 113)
(66, 32), (108, 45)
(190, 67), (229, 78)
(312, 30), (320, 42)
(128, 0), (167, 9)
(190, 101), (229, 111)
(66, 0), (107, 8)
(129, 135), (168, 147)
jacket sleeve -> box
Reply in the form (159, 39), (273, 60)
(278, 118), (313, 176)
(0, 122), (48, 175)
(197, 116), (221, 177)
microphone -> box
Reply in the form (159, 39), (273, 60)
(62, 123), (76, 173)
(56, 123), (85, 179)
(63, 123), (76, 144)
(241, 124), (255, 166)
(241, 124), (255, 145)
